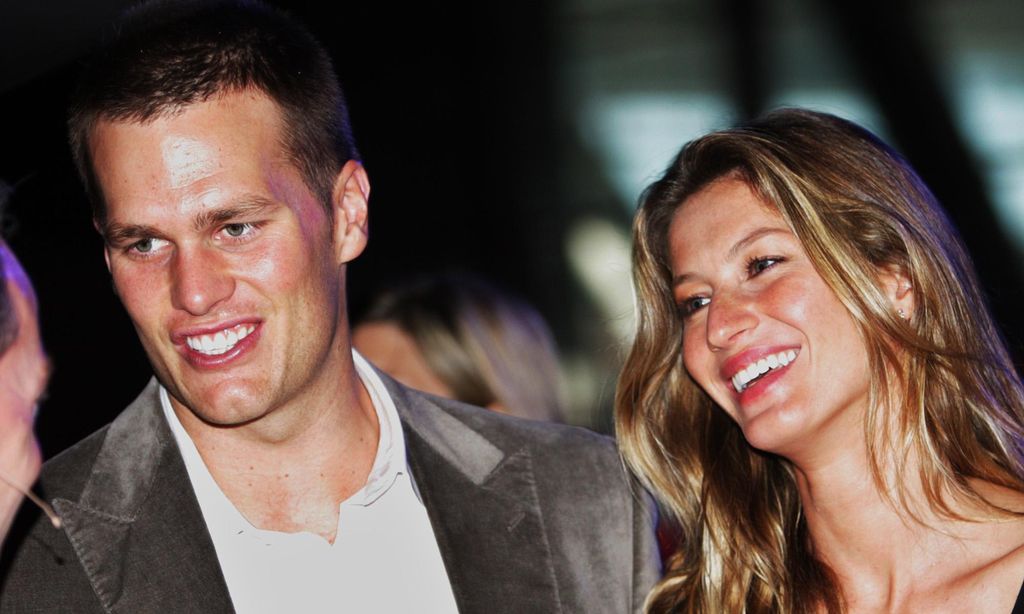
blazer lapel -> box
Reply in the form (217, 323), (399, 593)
(389, 378), (562, 614)
(53, 379), (233, 613)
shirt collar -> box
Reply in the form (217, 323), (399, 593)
(159, 350), (410, 537)
(348, 350), (407, 505)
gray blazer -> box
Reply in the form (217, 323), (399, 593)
(0, 375), (660, 613)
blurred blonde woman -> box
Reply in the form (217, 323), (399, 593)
(354, 273), (565, 422)
(617, 108), (1024, 613)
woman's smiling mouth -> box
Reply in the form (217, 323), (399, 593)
(730, 349), (799, 393)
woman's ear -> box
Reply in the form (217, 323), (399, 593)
(880, 264), (914, 320)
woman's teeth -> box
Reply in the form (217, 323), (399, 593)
(732, 349), (797, 392)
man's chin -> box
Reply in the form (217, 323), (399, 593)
(166, 382), (273, 429)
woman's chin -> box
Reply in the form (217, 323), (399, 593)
(738, 408), (807, 458)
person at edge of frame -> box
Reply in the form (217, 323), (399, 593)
(0, 182), (51, 552)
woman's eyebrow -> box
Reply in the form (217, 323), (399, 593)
(672, 226), (790, 287)
(726, 227), (790, 260)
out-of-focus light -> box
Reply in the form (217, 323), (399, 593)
(954, 54), (1024, 150)
(946, 52), (1024, 248)
(565, 217), (635, 341)
(579, 93), (735, 209)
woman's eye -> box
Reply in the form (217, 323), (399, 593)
(679, 296), (711, 318)
(748, 256), (784, 277)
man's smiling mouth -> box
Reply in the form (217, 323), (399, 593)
(185, 323), (257, 356)
(731, 349), (798, 393)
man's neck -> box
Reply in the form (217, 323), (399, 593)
(171, 354), (380, 543)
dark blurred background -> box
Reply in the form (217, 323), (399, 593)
(1, 0), (1022, 456)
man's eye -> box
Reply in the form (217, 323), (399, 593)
(221, 222), (259, 239)
(679, 296), (710, 318)
(129, 238), (167, 255)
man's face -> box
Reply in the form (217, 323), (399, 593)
(89, 90), (369, 427)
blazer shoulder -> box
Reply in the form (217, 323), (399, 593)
(426, 390), (613, 445)
(413, 392), (661, 610)
(413, 391), (626, 483)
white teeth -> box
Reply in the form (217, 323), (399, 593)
(185, 324), (256, 356)
(731, 349), (799, 393)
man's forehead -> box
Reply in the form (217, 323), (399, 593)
(89, 89), (288, 152)
(89, 93), (293, 197)
(160, 135), (224, 190)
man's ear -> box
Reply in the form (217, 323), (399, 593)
(879, 264), (914, 320)
(330, 160), (370, 265)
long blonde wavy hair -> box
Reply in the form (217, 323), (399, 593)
(616, 109), (1024, 613)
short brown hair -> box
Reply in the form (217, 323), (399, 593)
(68, 0), (359, 223)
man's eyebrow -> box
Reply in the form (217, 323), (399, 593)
(192, 197), (278, 232)
(102, 223), (165, 245)
(671, 226), (790, 287)
(102, 198), (279, 244)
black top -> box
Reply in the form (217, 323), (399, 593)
(1013, 578), (1024, 614)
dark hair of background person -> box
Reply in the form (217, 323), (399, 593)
(0, 182), (17, 357)
(67, 0), (359, 223)
(616, 108), (1024, 613)
(360, 273), (566, 423)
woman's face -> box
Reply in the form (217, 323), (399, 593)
(667, 178), (871, 462)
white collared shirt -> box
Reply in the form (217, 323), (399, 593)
(161, 351), (459, 613)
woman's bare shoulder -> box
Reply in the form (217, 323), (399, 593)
(914, 486), (1024, 613)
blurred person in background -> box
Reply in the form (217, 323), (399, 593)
(354, 273), (565, 423)
(617, 108), (1024, 613)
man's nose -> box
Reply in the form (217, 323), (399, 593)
(170, 247), (235, 316)
(706, 290), (758, 351)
